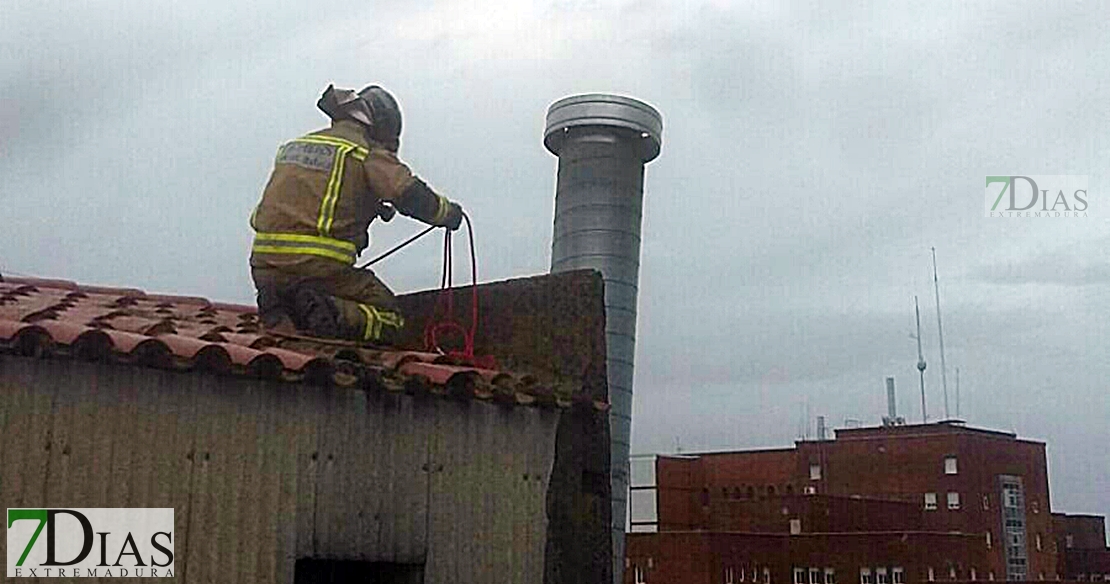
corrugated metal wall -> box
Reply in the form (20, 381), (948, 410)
(0, 356), (557, 583)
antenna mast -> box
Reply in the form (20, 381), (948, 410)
(932, 247), (950, 419)
(956, 367), (961, 418)
(912, 295), (928, 423)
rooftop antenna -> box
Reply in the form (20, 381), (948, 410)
(955, 367), (961, 419)
(911, 295), (928, 423)
(804, 398), (811, 440)
(932, 247), (950, 419)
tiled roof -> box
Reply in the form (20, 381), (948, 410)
(0, 276), (605, 411)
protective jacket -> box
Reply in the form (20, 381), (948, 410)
(250, 119), (452, 269)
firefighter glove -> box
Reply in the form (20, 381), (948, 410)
(444, 201), (463, 231)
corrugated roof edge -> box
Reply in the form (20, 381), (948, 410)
(0, 276), (609, 413)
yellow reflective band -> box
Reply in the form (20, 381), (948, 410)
(315, 143), (349, 236)
(252, 232), (356, 251)
(252, 232), (357, 264)
(251, 245), (354, 264)
(320, 144), (351, 236)
(357, 304), (381, 341)
(294, 136), (368, 160)
(377, 310), (404, 330)
(431, 194), (450, 225)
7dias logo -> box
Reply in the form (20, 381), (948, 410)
(7, 508), (174, 578)
(985, 175), (1090, 217)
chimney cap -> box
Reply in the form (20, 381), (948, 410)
(544, 93), (663, 161)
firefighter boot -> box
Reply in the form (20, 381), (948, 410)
(256, 284), (300, 336)
(291, 286), (343, 339)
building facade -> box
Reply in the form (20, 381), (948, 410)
(1053, 514), (1110, 581)
(627, 421), (1080, 583)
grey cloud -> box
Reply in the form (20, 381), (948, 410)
(971, 251), (1110, 287)
(2, 0), (1108, 531)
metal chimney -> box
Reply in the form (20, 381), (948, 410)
(886, 377), (897, 420)
(816, 415), (827, 441)
(544, 93), (662, 583)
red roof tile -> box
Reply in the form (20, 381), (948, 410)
(0, 276), (599, 409)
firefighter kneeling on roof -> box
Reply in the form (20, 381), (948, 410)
(249, 84), (463, 345)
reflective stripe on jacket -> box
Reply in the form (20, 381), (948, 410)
(250, 121), (409, 268)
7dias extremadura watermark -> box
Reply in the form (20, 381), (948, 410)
(7, 508), (174, 578)
(985, 175), (1090, 218)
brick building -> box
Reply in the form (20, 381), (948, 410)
(1053, 514), (1110, 581)
(626, 421), (1079, 583)
(627, 531), (991, 584)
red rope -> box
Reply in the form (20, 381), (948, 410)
(423, 213), (485, 365)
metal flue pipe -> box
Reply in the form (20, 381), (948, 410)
(544, 93), (662, 584)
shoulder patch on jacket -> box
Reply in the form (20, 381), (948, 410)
(276, 141), (336, 172)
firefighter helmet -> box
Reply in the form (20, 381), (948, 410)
(358, 85), (402, 151)
(317, 85), (374, 127)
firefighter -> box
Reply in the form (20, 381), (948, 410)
(249, 84), (463, 345)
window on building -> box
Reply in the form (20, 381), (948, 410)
(825, 568), (836, 584)
(734, 487), (744, 499)
(1066, 535), (1074, 548)
(739, 567), (746, 582)
(876, 567), (889, 584)
(1039, 573), (1045, 581)
(1091, 575), (1102, 582)
(635, 565), (647, 584)
(893, 568), (904, 584)
(790, 519), (802, 535)
(810, 464), (822, 480)
(948, 492), (961, 510)
(970, 569), (977, 581)
(949, 567), (957, 580)
(786, 484), (795, 496)
(860, 568), (873, 584)
(1031, 500), (1040, 514)
(726, 567), (736, 584)
(927, 567), (935, 582)
(945, 456), (958, 474)
(768, 485), (777, 496)
(982, 494), (990, 510)
(810, 568), (821, 584)
(724, 487), (730, 499)
(925, 492), (938, 510)
(804, 485), (817, 495)
(748, 486), (756, 499)
(988, 571), (995, 581)
(765, 567), (772, 584)
(986, 531), (992, 549)
(796, 569), (808, 584)
(1036, 534), (1042, 551)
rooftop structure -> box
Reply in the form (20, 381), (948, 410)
(1, 270), (614, 583)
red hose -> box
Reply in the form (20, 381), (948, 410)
(423, 213), (487, 366)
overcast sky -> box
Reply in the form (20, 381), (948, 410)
(2, 0), (1107, 526)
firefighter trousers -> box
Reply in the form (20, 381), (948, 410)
(250, 259), (404, 344)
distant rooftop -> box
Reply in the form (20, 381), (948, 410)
(648, 420), (1041, 458)
(833, 419), (1029, 441)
